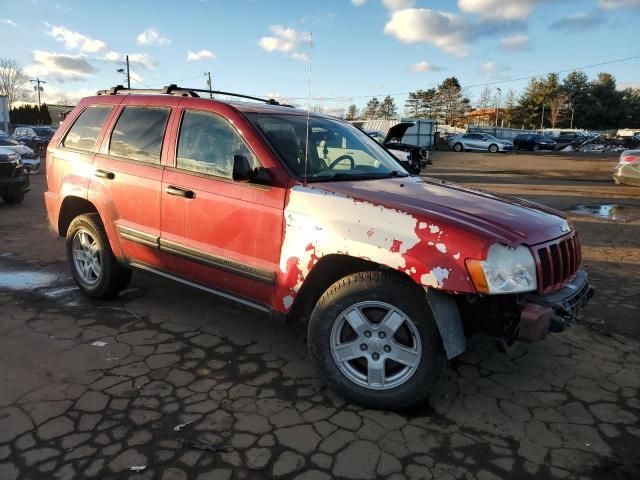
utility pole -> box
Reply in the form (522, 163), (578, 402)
(30, 78), (47, 108)
(494, 87), (502, 132)
(117, 55), (131, 89)
(126, 55), (130, 89)
(205, 72), (213, 98)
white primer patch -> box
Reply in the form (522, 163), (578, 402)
(453, 252), (461, 260)
(428, 225), (440, 234)
(280, 186), (422, 305)
(421, 267), (450, 288)
(435, 243), (447, 253)
(418, 222), (427, 230)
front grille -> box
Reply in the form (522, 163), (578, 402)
(0, 162), (16, 178)
(534, 233), (581, 294)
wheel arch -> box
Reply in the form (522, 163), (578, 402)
(58, 196), (98, 237)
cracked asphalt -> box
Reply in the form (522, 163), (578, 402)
(1, 152), (639, 480)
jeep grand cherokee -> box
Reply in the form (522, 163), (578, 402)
(44, 85), (593, 408)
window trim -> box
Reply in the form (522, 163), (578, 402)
(106, 105), (171, 165)
(173, 107), (263, 181)
(58, 104), (114, 153)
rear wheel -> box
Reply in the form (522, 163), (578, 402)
(308, 271), (446, 409)
(2, 193), (25, 205)
(488, 144), (499, 153)
(453, 143), (463, 152)
(66, 213), (131, 299)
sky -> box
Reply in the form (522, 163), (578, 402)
(1, 0), (639, 115)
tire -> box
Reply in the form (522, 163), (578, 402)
(533, 143), (540, 152)
(2, 193), (25, 205)
(66, 213), (131, 299)
(514, 143), (519, 152)
(308, 271), (446, 409)
(488, 144), (499, 153)
(453, 143), (463, 152)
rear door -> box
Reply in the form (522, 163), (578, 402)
(89, 96), (178, 266)
(159, 105), (286, 308)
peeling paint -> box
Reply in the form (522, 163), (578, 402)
(453, 252), (461, 260)
(421, 267), (450, 288)
(429, 225), (440, 234)
(435, 243), (447, 253)
(418, 222), (427, 230)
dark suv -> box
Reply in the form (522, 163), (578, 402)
(513, 133), (556, 151)
(0, 147), (30, 204)
(12, 126), (54, 156)
(44, 84), (593, 408)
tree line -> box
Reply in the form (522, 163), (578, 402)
(345, 71), (640, 130)
(9, 104), (52, 125)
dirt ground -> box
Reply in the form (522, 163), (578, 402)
(0, 152), (639, 480)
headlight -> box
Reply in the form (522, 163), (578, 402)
(466, 244), (537, 294)
(8, 153), (21, 162)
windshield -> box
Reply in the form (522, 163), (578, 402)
(247, 113), (408, 181)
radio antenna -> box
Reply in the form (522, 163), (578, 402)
(303, 33), (313, 186)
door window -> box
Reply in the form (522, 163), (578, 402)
(109, 106), (170, 164)
(61, 105), (112, 151)
(176, 110), (260, 179)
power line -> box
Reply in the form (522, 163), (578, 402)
(287, 54), (640, 102)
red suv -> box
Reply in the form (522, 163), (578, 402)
(45, 85), (593, 408)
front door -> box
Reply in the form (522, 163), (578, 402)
(159, 107), (284, 308)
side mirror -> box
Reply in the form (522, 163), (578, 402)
(233, 155), (252, 182)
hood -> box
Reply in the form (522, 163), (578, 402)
(3, 145), (32, 155)
(384, 122), (414, 144)
(313, 176), (569, 246)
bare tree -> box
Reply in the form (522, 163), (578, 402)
(549, 93), (568, 128)
(0, 58), (29, 108)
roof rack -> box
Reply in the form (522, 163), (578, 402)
(96, 84), (287, 106)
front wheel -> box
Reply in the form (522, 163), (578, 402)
(66, 213), (131, 299)
(453, 143), (463, 152)
(488, 144), (499, 153)
(308, 271), (446, 409)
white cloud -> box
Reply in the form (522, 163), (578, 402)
(127, 53), (157, 70)
(25, 50), (97, 82)
(410, 61), (441, 73)
(187, 49), (216, 61)
(1, 19), (17, 27)
(500, 34), (529, 49)
(103, 51), (120, 62)
(136, 27), (171, 46)
(258, 25), (313, 61)
(458, 0), (545, 21)
(384, 8), (469, 56)
(351, 0), (367, 5)
(599, 0), (640, 9)
(479, 61), (511, 80)
(383, 0), (415, 10)
(45, 23), (107, 53)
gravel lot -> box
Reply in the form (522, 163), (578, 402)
(0, 152), (638, 480)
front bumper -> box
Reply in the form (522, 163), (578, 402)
(518, 270), (594, 341)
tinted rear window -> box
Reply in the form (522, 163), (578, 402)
(61, 105), (112, 151)
(109, 106), (170, 164)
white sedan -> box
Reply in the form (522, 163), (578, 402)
(448, 133), (513, 153)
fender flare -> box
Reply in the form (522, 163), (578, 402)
(425, 288), (466, 359)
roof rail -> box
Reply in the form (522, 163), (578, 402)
(96, 84), (197, 97)
(96, 84), (288, 106)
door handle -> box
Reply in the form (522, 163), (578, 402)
(166, 185), (195, 199)
(95, 169), (115, 180)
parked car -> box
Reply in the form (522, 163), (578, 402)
(382, 122), (432, 173)
(12, 125), (54, 156)
(45, 85), (593, 409)
(0, 135), (40, 173)
(448, 132), (513, 153)
(0, 146), (30, 204)
(613, 149), (640, 186)
(513, 133), (556, 151)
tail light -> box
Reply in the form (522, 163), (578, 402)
(619, 154), (640, 165)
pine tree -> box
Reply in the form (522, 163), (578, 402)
(345, 104), (358, 120)
(363, 97), (381, 120)
(379, 95), (397, 120)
